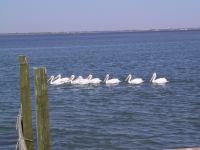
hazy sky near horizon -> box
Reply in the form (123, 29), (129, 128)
(0, 0), (200, 33)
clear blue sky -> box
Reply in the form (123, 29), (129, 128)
(0, 0), (200, 33)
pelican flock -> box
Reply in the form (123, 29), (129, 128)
(47, 73), (168, 85)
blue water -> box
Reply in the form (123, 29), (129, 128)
(0, 31), (200, 150)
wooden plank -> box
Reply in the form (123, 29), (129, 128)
(34, 68), (51, 150)
(16, 109), (28, 150)
(18, 55), (33, 150)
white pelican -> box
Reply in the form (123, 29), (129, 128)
(125, 74), (144, 84)
(150, 73), (168, 84)
(104, 74), (120, 84)
(47, 76), (64, 85)
(55, 74), (69, 83)
(67, 75), (83, 84)
(78, 75), (90, 84)
(87, 74), (102, 84)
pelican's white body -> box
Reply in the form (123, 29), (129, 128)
(87, 74), (102, 84)
(150, 73), (168, 84)
(125, 74), (143, 84)
(55, 74), (69, 83)
(67, 75), (84, 84)
(47, 76), (64, 85)
(104, 74), (120, 84)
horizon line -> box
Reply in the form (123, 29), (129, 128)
(1, 27), (200, 35)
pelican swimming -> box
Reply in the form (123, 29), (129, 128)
(87, 74), (102, 84)
(67, 75), (83, 84)
(78, 75), (90, 84)
(55, 74), (69, 83)
(47, 76), (64, 85)
(104, 74), (120, 84)
(125, 74), (144, 84)
(150, 73), (168, 84)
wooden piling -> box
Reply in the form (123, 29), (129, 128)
(18, 55), (33, 150)
(34, 68), (51, 150)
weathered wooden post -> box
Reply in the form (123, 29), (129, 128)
(18, 55), (34, 150)
(34, 68), (51, 150)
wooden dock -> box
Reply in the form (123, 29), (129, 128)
(17, 55), (50, 150)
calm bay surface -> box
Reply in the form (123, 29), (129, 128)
(0, 31), (200, 149)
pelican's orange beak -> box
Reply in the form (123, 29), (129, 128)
(150, 75), (154, 82)
(125, 75), (130, 81)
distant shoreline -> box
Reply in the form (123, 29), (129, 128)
(1, 27), (200, 35)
